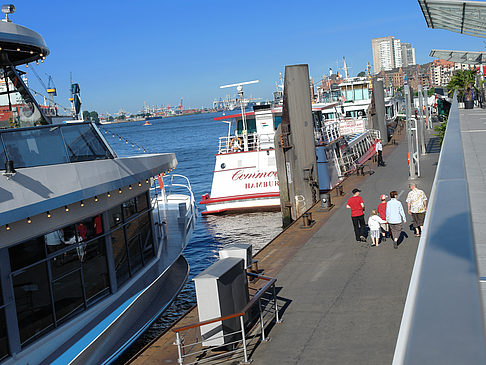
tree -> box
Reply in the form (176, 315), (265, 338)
(447, 69), (478, 101)
(89, 111), (99, 123)
(357, 71), (366, 77)
(82, 111), (90, 120)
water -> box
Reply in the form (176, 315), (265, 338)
(101, 113), (283, 363)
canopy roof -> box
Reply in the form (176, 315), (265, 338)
(430, 49), (486, 64)
(418, 0), (486, 37)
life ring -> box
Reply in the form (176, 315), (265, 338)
(231, 137), (242, 151)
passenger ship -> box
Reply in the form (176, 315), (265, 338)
(0, 7), (195, 364)
(200, 100), (380, 214)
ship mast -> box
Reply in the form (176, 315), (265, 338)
(220, 80), (259, 151)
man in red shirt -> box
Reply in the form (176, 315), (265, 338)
(377, 194), (388, 241)
(346, 188), (366, 242)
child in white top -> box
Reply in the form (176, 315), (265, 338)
(368, 209), (387, 246)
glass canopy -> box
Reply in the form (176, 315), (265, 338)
(418, 0), (486, 38)
(429, 49), (486, 64)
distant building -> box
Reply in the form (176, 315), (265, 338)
(372, 36), (416, 73)
(375, 63), (432, 90)
(401, 42), (416, 67)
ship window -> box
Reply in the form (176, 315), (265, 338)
(12, 261), (54, 346)
(128, 234), (143, 273)
(0, 140), (6, 170)
(52, 270), (84, 325)
(123, 198), (137, 219)
(137, 193), (149, 212)
(109, 206), (123, 228)
(1, 127), (68, 168)
(140, 212), (155, 262)
(9, 236), (46, 272)
(0, 281), (8, 361)
(61, 124), (112, 162)
(111, 227), (130, 286)
(0, 307), (7, 361)
(236, 118), (257, 134)
(82, 238), (109, 303)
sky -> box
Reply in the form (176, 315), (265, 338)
(8, 0), (486, 115)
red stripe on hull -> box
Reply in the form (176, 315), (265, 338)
(200, 192), (280, 205)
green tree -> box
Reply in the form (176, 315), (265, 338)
(447, 69), (478, 100)
(82, 110), (90, 120)
(357, 71), (366, 77)
(89, 111), (99, 122)
(434, 117), (448, 146)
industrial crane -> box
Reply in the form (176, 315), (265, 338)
(30, 66), (57, 110)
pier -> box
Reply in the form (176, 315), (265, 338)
(128, 117), (443, 364)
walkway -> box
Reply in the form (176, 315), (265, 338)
(251, 130), (439, 364)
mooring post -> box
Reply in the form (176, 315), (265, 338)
(274, 64), (319, 226)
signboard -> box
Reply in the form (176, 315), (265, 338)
(338, 119), (365, 135)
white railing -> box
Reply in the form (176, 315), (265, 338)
(218, 132), (275, 154)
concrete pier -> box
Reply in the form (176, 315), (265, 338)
(128, 126), (440, 364)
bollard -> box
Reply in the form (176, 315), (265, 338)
(301, 212), (315, 228)
(318, 193), (334, 212)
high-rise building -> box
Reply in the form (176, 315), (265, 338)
(372, 36), (416, 73)
(401, 42), (416, 67)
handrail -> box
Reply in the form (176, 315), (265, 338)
(172, 274), (276, 333)
(393, 95), (486, 364)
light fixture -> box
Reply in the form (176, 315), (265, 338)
(145, 179), (149, 184)
(29, 50), (33, 54)
(94, 196), (99, 202)
(16, 47), (19, 51)
(47, 211), (51, 218)
(118, 188), (122, 194)
(3, 160), (16, 180)
(129, 185), (132, 190)
(5, 224), (10, 231)
(27, 217), (31, 224)
(138, 182), (142, 187)
(36, 60), (39, 65)
(80, 200), (85, 207)
(65, 206), (69, 212)
(25, 63), (28, 68)
(107, 192), (111, 198)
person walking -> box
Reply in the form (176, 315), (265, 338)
(386, 191), (406, 249)
(377, 194), (388, 241)
(376, 138), (385, 166)
(368, 209), (387, 247)
(346, 188), (366, 242)
(406, 182), (427, 237)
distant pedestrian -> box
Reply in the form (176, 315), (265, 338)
(406, 183), (427, 237)
(377, 194), (388, 241)
(368, 209), (387, 247)
(386, 191), (406, 249)
(346, 188), (366, 242)
(376, 139), (385, 166)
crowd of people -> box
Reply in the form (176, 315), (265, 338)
(346, 183), (428, 249)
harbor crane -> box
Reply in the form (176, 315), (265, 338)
(30, 66), (57, 110)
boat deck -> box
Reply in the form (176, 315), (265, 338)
(128, 126), (440, 364)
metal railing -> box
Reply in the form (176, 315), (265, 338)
(218, 132), (275, 154)
(172, 273), (280, 364)
(393, 96), (486, 364)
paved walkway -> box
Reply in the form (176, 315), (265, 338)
(251, 130), (440, 364)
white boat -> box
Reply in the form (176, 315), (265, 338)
(201, 99), (381, 214)
(0, 8), (195, 364)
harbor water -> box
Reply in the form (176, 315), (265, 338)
(101, 113), (283, 362)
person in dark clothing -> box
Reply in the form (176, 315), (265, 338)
(346, 188), (366, 242)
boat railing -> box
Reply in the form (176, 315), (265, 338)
(151, 173), (196, 239)
(218, 132), (275, 154)
(172, 272), (280, 364)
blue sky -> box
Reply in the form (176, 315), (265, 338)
(10, 0), (485, 114)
